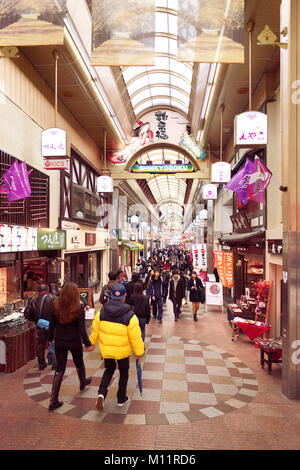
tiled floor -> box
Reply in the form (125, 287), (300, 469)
(1, 299), (300, 450)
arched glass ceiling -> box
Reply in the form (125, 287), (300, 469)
(148, 174), (186, 206)
(122, 0), (193, 118)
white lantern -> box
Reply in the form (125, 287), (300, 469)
(42, 128), (67, 157)
(202, 184), (217, 200)
(199, 209), (208, 219)
(130, 215), (139, 224)
(211, 162), (231, 183)
(97, 175), (113, 193)
(234, 111), (268, 147)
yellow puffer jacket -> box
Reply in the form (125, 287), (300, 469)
(89, 300), (144, 360)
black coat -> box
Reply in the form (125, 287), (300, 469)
(169, 277), (186, 301)
(48, 304), (91, 347)
(125, 279), (144, 304)
(24, 292), (56, 324)
(187, 277), (205, 303)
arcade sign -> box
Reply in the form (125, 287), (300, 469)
(234, 111), (268, 148)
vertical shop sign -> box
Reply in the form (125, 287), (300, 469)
(193, 244), (207, 272)
(214, 251), (234, 288)
(155, 111), (169, 140)
(0, 267), (7, 305)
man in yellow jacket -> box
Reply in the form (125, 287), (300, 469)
(89, 283), (144, 410)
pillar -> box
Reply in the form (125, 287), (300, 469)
(281, 0), (300, 399)
(207, 199), (214, 274)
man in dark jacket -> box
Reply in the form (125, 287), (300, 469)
(169, 270), (186, 321)
(150, 270), (163, 323)
(161, 268), (170, 304)
(99, 271), (118, 305)
(24, 284), (56, 370)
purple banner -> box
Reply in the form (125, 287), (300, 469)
(247, 156), (272, 204)
(2, 162), (32, 206)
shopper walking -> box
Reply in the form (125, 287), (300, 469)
(187, 271), (205, 321)
(48, 282), (94, 411)
(89, 284), (144, 410)
(144, 268), (154, 302)
(161, 267), (170, 304)
(150, 269), (164, 323)
(129, 283), (150, 342)
(24, 283), (56, 370)
(125, 272), (144, 305)
(99, 271), (118, 305)
(169, 270), (186, 321)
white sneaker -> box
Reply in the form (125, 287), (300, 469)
(117, 397), (130, 407)
(96, 394), (105, 411)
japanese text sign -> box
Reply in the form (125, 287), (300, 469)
(234, 112), (268, 148)
(42, 128), (67, 157)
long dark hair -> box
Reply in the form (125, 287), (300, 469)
(54, 282), (81, 324)
(133, 283), (143, 298)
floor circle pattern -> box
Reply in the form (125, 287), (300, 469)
(23, 334), (259, 425)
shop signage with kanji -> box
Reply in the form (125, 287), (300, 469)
(267, 240), (283, 255)
(234, 112), (268, 148)
(37, 229), (66, 251)
(85, 233), (96, 246)
(211, 162), (231, 183)
(202, 184), (217, 200)
(42, 128), (67, 158)
(214, 251), (234, 288)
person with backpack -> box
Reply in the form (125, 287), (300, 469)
(89, 283), (144, 411)
(99, 271), (118, 305)
(24, 283), (56, 370)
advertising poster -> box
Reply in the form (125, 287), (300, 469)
(177, 0), (244, 64)
(0, 0), (66, 47)
(214, 251), (234, 288)
(192, 243), (207, 273)
(206, 282), (223, 306)
(91, 0), (155, 66)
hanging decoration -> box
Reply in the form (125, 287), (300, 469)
(0, 161), (32, 205)
(225, 156), (272, 205)
(0, 0), (66, 47)
(177, 0), (244, 64)
(91, 0), (155, 66)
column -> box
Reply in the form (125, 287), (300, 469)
(207, 199), (214, 274)
(281, 0), (300, 399)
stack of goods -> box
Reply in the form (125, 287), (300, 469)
(255, 337), (282, 360)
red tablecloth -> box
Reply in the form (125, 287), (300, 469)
(235, 321), (270, 341)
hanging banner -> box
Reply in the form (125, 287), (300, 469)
(234, 111), (268, 147)
(177, 0), (244, 64)
(91, 0), (155, 66)
(206, 282), (223, 306)
(0, 0), (66, 47)
(2, 161), (32, 206)
(225, 158), (254, 205)
(192, 244), (207, 272)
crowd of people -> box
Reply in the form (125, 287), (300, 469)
(23, 246), (206, 413)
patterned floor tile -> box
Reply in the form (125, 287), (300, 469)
(22, 300), (259, 426)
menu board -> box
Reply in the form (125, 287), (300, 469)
(206, 282), (223, 306)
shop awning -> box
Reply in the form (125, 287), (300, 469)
(219, 229), (265, 245)
(121, 241), (138, 251)
(132, 242), (144, 250)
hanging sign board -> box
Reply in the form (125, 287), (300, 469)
(206, 282), (223, 306)
(234, 112), (268, 148)
(97, 175), (113, 192)
(214, 251), (234, 288)
(132, 164), (194, 173)
(211, 162), (231, 183)
(42, 128), (67, 157)
(37, 229), (66, 251)
(202, 184), (217, 200)
(192, 244), (207, 271)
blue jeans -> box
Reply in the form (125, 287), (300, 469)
(152, 297), (163, 321)
(139, 318), (147, 342)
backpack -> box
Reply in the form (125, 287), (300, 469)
(101, 285), (113, 304)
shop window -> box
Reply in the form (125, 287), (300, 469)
(0, 150), (49, 228)
(88, 252), (100, 286)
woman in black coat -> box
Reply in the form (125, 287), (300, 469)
(129, 283), (150, 342)
(48, 282), (94, 411)
(187, 271), (205, 321)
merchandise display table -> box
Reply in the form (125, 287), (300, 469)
(231, 317), (270, 342)
(255, 337), (282, 375)
(0, 319), (36, 373)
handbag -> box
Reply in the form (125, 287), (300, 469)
(36, 295), (49, 330)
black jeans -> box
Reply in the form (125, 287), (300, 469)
(36, 327), (49, 367)
(55, 339), (85, 373)
(98, 357), (129, 401)
(172, 298), (182, 319)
